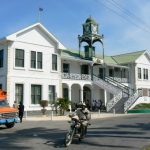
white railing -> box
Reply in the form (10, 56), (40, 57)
(109, 77), (128, 83)
(62, 73), (91, 80)
(106, 92), (123, 112)
(93, 76), (121, 95)
(124, 90), (142, 112)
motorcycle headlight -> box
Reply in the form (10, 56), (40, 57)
(71, 120), (75, 126)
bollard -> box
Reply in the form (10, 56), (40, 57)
(113, 108), (115, 115)
(25, 111), (27, 118)
(51, 110), (53, 121)
(98, 109), (101, 115)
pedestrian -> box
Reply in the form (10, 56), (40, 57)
(18, 101), (24, 123)
(13, 100), (18, 109)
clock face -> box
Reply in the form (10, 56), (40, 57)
(84, 25), (90, 34)
(92, 25), (97, 34)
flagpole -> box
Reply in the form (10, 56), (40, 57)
(38, 7), (43, 22)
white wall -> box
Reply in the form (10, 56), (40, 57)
(5, 25), (62, 110)
(135, 53), (150, 88)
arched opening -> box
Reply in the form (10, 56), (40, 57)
(83, 85), (91, 109)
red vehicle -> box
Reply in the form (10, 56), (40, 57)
(0, 90), (19, 128)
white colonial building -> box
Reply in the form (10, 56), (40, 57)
(0, 17), (150, 113)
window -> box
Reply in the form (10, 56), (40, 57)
(15, 49), (24, 67)
(63, 88), (68, 99)
(63, 63), (70, 73)
(143, 88), (148, 96)
(143, 68), (148, 80)
(31, 85), (42, 104)
(0, 49), (4, 68)
(148, 89), (150, 97)
(48, 85), (56, 104)
(37, 52), (42, 69)
(31, 51), (43, 69)
(31, 51), (36, 68)
(122, 69), (126, 78)
(109, 69), (114, 77)
(81, 65), (89, 74)
(15, 84), (24, 103)
(138, 68), (141, 79)
(52, 54), (57, 71)
(0, 84), (2, 89)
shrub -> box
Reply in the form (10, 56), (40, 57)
(56, 98), (71, 115)
(40, 100), (48, 115)
(133, 103), (150, 109)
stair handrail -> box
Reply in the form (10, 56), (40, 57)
(93, 75), (121, 95)
(105, 76), (134, 96)
(124, 89), (142, 112)
(106, 91), (123, 112)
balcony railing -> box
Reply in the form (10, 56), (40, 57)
(109, 77), (128, 83)
(62, 73), (91, 80)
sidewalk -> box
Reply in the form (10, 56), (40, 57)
(23, 112), (131, 121)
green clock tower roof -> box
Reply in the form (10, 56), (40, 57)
(85, 16), (97, 24)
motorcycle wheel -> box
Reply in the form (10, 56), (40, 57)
(64, 129), (75, 147)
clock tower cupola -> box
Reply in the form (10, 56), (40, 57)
(78, 16), (104, 60)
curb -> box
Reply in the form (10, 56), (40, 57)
(23, 113), (131, 121)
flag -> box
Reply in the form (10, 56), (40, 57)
(39, 7), (43, 11)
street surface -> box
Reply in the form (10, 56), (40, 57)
(0, 114), (150, 150)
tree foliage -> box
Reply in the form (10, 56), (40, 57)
(56, 98), (71, 115)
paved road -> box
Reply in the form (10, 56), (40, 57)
(0, 114), (150, 150)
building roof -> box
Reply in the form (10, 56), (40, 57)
(111, 50), (146, 64)
(0, 23), (66, 49)
(61, 49), (147, 65)
(85, 16), (97, 24)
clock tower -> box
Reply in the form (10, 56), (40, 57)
(78, 16), (104, 60)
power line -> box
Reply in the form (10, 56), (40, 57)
(96, 0), (150, 34)
(109, 0), (150, 32)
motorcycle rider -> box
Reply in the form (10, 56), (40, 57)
(70, 101), (91, 138)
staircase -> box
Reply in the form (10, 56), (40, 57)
(124, 89), (142, 112)
(93, 75), (141, 113)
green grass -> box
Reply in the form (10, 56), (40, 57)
(133, 103), (150, 109)
(144, 145), (150, 150)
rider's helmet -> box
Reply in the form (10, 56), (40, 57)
(78, 101), (86, 110)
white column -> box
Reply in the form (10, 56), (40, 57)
(104, 89), (107, 106)
(91, 85), (94, 110)
(68, 85), (72, 111)
(80, 86), (83, 102)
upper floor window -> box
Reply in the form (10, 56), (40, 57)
(122, 68), (127, 78)
(0, 49), (4, 68)
(63, 63), (70, 73)
(15, 49), (24, 67)
(109, 69), (114, 77)
(52, 54), (57, 71)
(138, 68), (141, 79)
(81, 65), (89, 74)
(31, 51), (42, 69)
(143, 68), (148, 80)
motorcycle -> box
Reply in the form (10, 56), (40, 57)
(64, 114), (88, 147)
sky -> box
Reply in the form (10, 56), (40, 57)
(0, 0), (150, 56)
